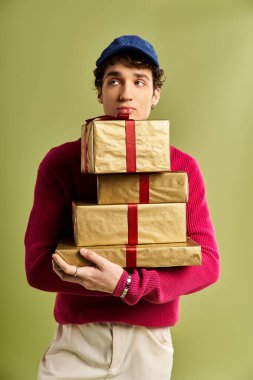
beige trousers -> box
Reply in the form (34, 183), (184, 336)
(38, 322), (174, 380)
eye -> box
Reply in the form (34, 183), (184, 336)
(135, 80), (145, 86)
(108, 79), (120, 86)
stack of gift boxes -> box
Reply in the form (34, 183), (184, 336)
(56, 116), (201, 268)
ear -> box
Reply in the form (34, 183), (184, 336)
(152, 87), (161, 107)
(97, 90), (103, 104)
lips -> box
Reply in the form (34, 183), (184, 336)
(117, 107), (136, 114)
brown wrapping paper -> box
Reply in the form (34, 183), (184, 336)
(81, 119), (170, 173)
(97, 172), (188, 204)
(55, 238), (201, 268)
(72, 201), (186, 246)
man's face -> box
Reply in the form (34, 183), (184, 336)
(98, 61), (160, 120)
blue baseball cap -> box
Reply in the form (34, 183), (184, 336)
(96, 35), (159, 68)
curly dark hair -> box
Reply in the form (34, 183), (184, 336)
(93, 51), (166, 96)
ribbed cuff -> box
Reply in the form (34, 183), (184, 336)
(112, 269), (129, 297)
(120, 274), (131, 298)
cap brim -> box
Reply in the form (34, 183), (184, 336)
(96, 46), (159, 67)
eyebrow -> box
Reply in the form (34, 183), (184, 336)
(104, 71), (150, 81)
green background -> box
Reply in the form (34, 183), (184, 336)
(1, 0), (253, 379)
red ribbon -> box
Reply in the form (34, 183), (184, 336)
(125, 120), (136, 172)
(83, 113), (136, 173)
(126, 245), (137, 267)
(139, 174), (150, 203)
(85, 113), (130, 123)
(127, 204), (138, 245)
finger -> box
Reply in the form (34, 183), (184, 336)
(52, 253), (77, 276)
(80, 248), (107, 269)
(52, 260), (65, 275)
(52, 260), (81, 283)
(52, 259), (63, 276)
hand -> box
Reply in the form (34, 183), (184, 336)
(52, 248), (124, 293)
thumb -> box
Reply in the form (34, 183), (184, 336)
(80, 248), (106, 268)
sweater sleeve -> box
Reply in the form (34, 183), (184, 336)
(24, 152), (111, 297)
(112, 157), (220, 305)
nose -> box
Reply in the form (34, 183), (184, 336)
(118, 82), (133, 102)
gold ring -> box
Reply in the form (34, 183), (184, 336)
(74, 266), (78, 277)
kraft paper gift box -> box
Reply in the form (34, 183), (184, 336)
(97, 172), (188, 205)
(72, 201), (186, 247)
(81, 118), (170, 174)
(55, 238), (201, 268)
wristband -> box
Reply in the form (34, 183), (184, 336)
(120, 274), (132, 299)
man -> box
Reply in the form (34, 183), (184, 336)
(25, 35), (220, 380)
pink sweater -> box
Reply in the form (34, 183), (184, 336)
(25, 138), (220, 327)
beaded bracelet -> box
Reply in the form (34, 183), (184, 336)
(120, 274), (132, 299)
